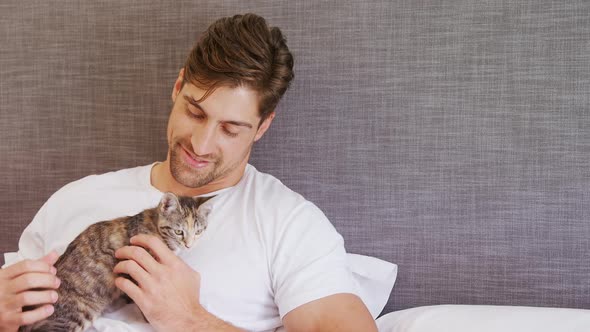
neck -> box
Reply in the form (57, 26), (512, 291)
(150, 160), (246, 197)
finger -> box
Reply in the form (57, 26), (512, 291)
(115, 245), (160, 275)
(40, 251), (59, 267)
(113, 260), (152, 288)
(4, 304), (54, 326)
(115, 277), (144, 305)
(9, 273), (60, 294)
(6, 290), (58, 311)
(130, 234), (176, 266)
(1, 259), (55, 280)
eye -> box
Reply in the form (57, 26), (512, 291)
(185, 107), (205, 120)
(174, 230), (183, 235)
(222, 126), (238, 138)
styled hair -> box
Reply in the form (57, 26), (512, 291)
(182, 13), (294, 123)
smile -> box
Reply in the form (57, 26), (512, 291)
(181, 146), (211, 169)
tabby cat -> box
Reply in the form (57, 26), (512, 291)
(19, 192), (214, 332)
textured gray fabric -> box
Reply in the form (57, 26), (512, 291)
(1, 0), (589, 314)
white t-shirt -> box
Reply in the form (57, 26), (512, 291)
(3, 163), (360, 332)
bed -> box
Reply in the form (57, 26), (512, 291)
(1, 0), (589, 331)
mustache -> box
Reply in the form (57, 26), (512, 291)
(174, 141), (216, 162)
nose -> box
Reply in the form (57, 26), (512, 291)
(190, 125), (216, 157)
(185, 238), (193, 248)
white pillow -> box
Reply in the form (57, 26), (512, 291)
(347, 253), (398, 318)
(376, 305), (590, 332)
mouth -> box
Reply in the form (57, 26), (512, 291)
(180, 146), (211, 169)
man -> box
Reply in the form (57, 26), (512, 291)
(0, 14), (377, 332)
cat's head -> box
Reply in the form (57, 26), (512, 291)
(156, 192), (215, 251)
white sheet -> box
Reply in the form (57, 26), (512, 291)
(376, 305), (590, 332)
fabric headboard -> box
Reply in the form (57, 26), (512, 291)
(1, 1), (588, 315)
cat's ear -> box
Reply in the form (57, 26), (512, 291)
(159, 192), (180, 215)
(194, 195), (216, 207)
(195, 195), (215, 218)
(198, 205), (213, 218)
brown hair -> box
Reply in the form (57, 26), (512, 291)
(182, 13), (294, 124)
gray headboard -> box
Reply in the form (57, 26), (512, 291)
(1, 1), (589, 315)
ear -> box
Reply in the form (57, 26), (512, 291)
(198, 205), (213, 218)
(254, 112), (275, 142)
(171, 68), (185, 103)
(195, 195), (215, 216)
(159, 192), (180, 215)
(194, 195), (215, 207)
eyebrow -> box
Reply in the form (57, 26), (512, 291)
(183, 94), (253, 129)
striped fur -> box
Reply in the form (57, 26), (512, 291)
(19, 193), (213, 332)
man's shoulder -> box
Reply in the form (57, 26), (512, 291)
(244, 164), (307, 204)
(243, 164), (329, 223)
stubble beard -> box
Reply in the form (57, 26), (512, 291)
(169, 141), (223, 188)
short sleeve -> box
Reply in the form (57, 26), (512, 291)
(270, 202), (361, 318)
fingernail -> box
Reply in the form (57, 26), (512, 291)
(50, 266), (57, 275)
(55, 278), (61, 287)
(51, 291), (58, 302)
(46, 305), (54, 314)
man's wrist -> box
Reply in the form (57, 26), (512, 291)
(183, 306), (244, 332)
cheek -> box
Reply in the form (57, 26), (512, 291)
(166, 124), (173, 147)
(220, 137), (251, 158)
(168, 107), (192, 142)
(167, 115), (179, 145)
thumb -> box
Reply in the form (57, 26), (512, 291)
(40, 251), (59, 265)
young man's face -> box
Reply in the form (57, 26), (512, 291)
(166, 71), (274, 189)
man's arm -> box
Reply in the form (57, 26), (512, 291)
(282, 293), (377, 332)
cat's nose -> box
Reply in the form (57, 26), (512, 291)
(186, 237), (195, 248)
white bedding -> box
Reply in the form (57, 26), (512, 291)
(376, 304), (590, 332)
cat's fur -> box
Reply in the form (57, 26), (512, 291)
(19, 192), (214, 332)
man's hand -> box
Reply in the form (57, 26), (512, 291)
(0, 252), (60, 332)
(114, 234), (242, 332)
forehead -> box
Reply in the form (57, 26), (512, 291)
(181, 82), (261, 121)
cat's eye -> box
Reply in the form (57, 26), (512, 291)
(174, 230), (183, 235)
